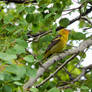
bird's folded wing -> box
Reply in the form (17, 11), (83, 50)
(45, 35), (62, 54)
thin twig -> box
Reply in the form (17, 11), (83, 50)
(63, 0), (86, 12)
(63, 67), (74, 80)
(83, 27), (92, 30)
(58, 64), (92, 89)
(71, 64), (92, 83)
(23, 38), (92, 90)
(70, 48), (89, 72)
(36, 54), (78, 88)
(27, 6), (92, 41)
(81, 17), (92, 26)
(27, 31), (52, 43)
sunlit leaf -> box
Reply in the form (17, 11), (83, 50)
(48, 87), (60, 92)
(4, 14), (14, 24)
(25, 6), (35, 13)
(0, 52), (17, 62)
(5, 64), (26, 79)
(13, 44), (25, 54)
(14, 81), (23, 86)
(30, 88), (39, 92)
(70, 31), (86, 40)
(24, 55), (34, 63)
(16, 39), (28, 48)
(26, 67), (37, 77)
(2, 85), (12, 92)
(64, 89), (73, 92)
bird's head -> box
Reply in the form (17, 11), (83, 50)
(58, 28), (70, 35)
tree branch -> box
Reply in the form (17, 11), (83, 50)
(71, 64), (92, 83)
(81, 17), (92, 26)
(58, 64), (92, 89)
(23, 37), (92, 90)
(27, 6), (92, 41)
(69, 6), (92, 24)
(36, 54), (78, 88)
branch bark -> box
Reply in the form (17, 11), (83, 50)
(23, 37), (92, 90)
(58, 64), (92, 89)
(71, 64), (92, 83)
(36, 54), (78, 88)
(81, 17), (92, 26)
(27, 6), (92, 40)
(57, 6), (92, 31)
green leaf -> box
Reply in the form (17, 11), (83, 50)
(30, 88), (39, 92)
(0, 88), (2, 92)
(79, 52), (86, 58)
(5, 54), (17, 62)
(79, 20), (85, 28)
(3, 73), (12, 81)
(6, 25), (16, 32)
(0, 15), (2, 20)
(24, 55), (34, 63)
(13, 44), (25, 54)
(45, 13), (52, 19)
(25, 6), (35, 13)
(16, 39), (28, 48)
(14, 81), (23, 86)
(26, 14), (34, 23)
(2, 85), (12, 92)
(59, 18), (70, 27)
(48, 87), (60, 92)
(17, 6), (25, 13)
(81, 86), (89, 90)
(0, 73), (4, 81)
(0, 52), (17, 62)
(70, 31), (86, 40)
(31, 23), (40, 33)
(5, 65), (26, 79)
(33, 14), (41, 24)
(26, 67), (37, 77)
(6, 48), (18, 55)
(64, 89), (73, 92)
(52, 24), (57, 35)
(72, 68), (81, 75)
(36, 55), (43, 60)
(4, 14), (14, 24)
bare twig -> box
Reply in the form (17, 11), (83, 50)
(83, 27), (92, 30)
(68, 6), (92, 25)
(63, 0), (86, 12)
(81, 17), (92, 26)
(27, 31), (52, 43)
(23, 37), (92, 90)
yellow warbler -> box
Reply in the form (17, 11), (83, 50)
(44, 28), (70, 59)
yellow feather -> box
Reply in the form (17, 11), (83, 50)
(44, 28), (70, 59)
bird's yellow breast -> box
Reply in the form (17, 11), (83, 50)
(44, 28), (69, 59)
(44, 35), (68, 59)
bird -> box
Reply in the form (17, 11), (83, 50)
(43, 28), (70, 60)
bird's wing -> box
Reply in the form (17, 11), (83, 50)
(45, 35), (62, 54)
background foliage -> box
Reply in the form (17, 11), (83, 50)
(0, 0), (92, 92)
